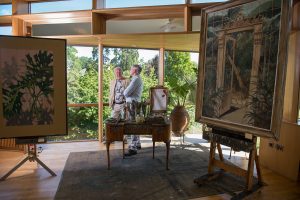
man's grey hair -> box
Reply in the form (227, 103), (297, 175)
(114, 66), (122, 71)
(133, 64), (142, 75)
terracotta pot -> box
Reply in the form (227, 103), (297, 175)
(170, 105), (190, 136)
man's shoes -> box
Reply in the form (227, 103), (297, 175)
(124, 149), (137, 156)
(130, 140), (141, 149)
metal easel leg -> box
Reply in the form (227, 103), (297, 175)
(34, 156), (56, 176)
(0, 144), (56, 181)
(0, 156), (30, 181)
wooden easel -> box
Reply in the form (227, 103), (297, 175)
(194, 129), (263, 199)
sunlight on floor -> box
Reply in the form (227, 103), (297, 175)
(168, 133), (249, 159)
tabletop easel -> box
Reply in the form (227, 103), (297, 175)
(194, 128), (263, 199)
(1, 142), (56, 181)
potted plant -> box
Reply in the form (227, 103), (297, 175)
(167, 75), (196, 137)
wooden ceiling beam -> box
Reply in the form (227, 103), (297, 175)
(0, 0), (12, 4)
(102, 13), (183, 20)
(0, 16), (12, 24)
(43, 32), (200, 52)
(13, 10), (92, 24)
(93, 4), (185, 14)
(184, 6), (192, 32)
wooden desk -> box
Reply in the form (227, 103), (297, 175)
(105, 121), (171, 170)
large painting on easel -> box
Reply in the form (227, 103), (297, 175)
(196, 0), (291, 138)
(0, 36), (67, 138)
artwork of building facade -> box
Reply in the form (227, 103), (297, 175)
(202, 0), (283, 130)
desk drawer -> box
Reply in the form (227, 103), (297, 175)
(124, 124), (151, 135)
(152, 124), (171, 142)
(106, 124), (124, 142)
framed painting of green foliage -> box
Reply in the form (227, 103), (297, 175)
(0, 36), (67, 138)
(196, 0), (292, 139)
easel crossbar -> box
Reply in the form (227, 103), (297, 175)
(213, 159), (248, 178)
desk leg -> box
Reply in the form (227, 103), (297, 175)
(123, 139), (125, 159)
(106, 142), (110, 170)
(166, 141), (170, 170)
(153, 141), (155, 159)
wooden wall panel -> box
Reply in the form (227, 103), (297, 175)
(282, 32), (300, 122)
(0, 0), (12, 4)
(293, 1), (300, 29)
(92, 13), (106, 34)
(260, 31), (300, 181)
(260, 122), (300, 181)
(0, 139), (25, 151)
(184, 6), (192, 32)
(12, 18), (26, 36)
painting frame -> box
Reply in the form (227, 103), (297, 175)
(0, 35), (67, 139)
(150, 86), (169, 113)
(195, 0), (292, 139)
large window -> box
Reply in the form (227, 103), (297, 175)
(102, 48), (159, 132)
(0, 4), (12, 16)
(50, 46), (159, 141)
(164, 51), (200, 133)
(31, 0), (92, 13)
(0, 26), (12, 35)
(105, 0), (185, 9)
(49, 46), (98, 142)
(102, 48), (159, 100)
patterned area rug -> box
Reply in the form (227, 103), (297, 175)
(55, 144), (249, 200)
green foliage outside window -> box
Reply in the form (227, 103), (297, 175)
(50, 47), (99, 141)
(164, 51), (200, 131)
(50, 47), (200, 141)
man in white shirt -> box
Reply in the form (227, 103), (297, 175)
(124, 64), (143, 156)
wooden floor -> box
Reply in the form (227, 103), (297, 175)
(0, 135), (299, 200)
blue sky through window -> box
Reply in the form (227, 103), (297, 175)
(191, 0), (228, 3)
(31, 0), (92, 13)
(105, 0), (185, 8)
(106, 0), (228, 8)
(0, 26), (12, 35)
(0, 4), (12, 16)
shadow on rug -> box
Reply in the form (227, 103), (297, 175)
(55, 145), (248, 200)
